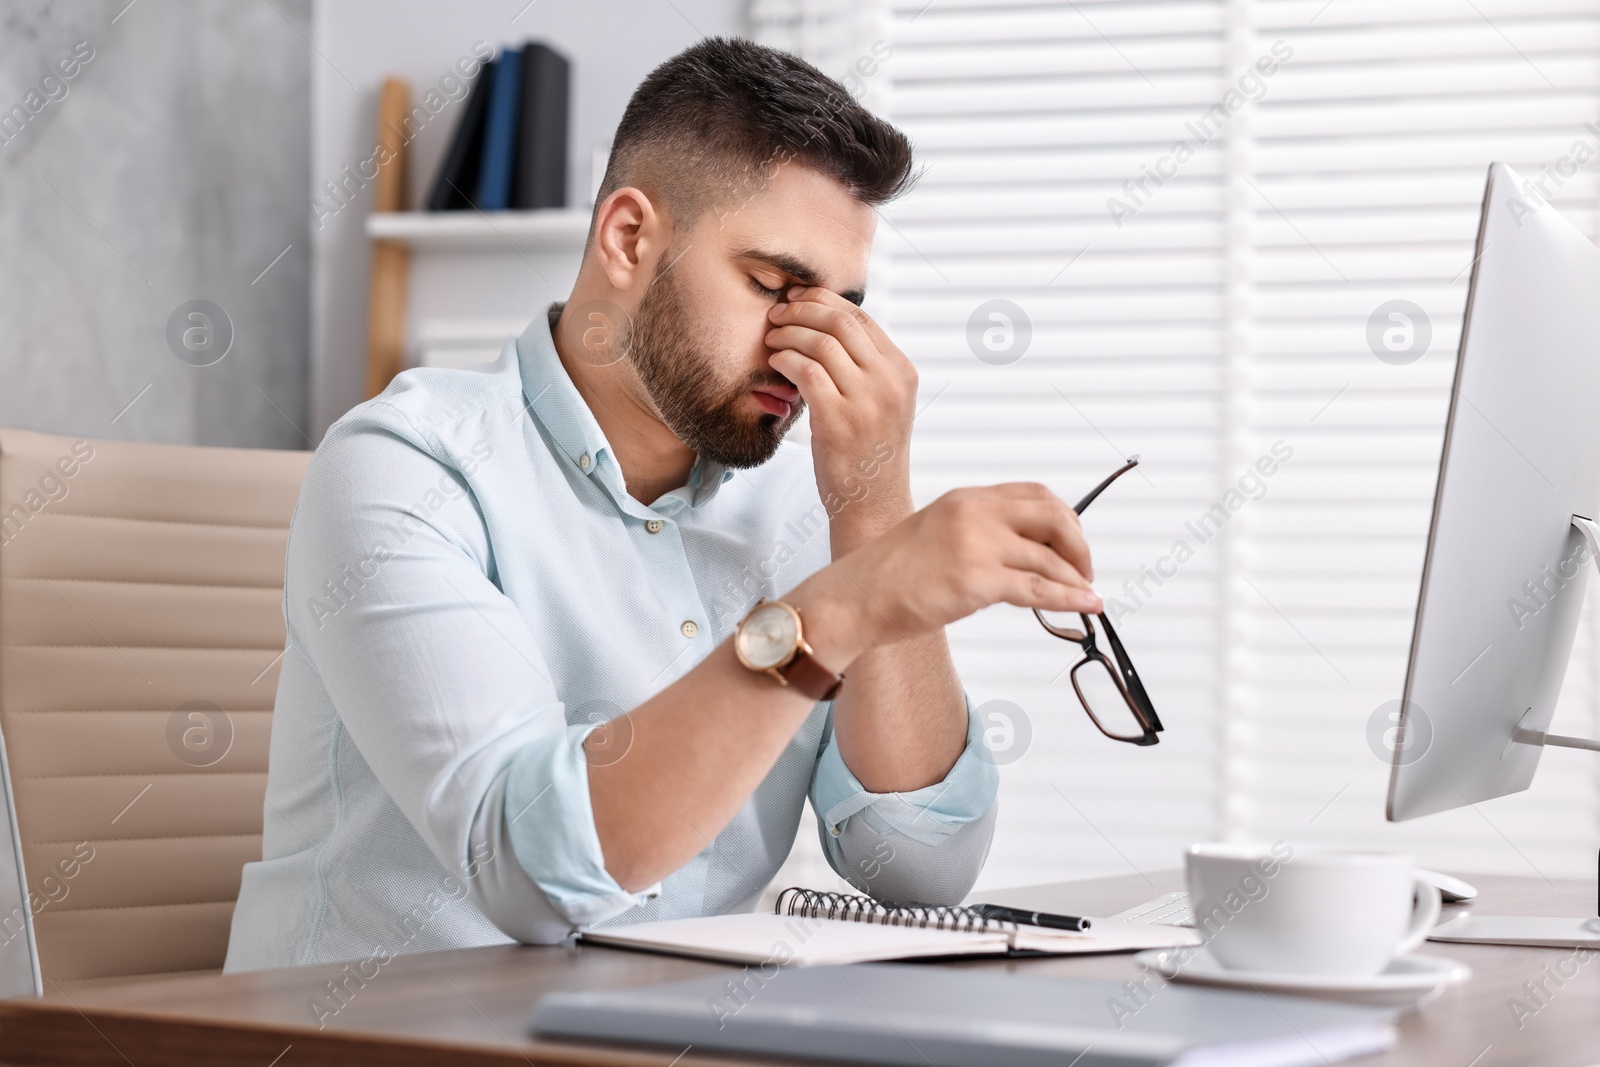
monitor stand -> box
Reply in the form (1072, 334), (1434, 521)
(1504, 516), (1600, 753)
(1430, 914), (1600, 948)
(1430, 516), (1600, 948)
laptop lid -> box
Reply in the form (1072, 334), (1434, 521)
(531, 963), (1398, 1067)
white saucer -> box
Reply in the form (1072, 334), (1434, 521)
(1133, 947), (1471, 1011)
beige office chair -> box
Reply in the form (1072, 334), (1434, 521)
(0, 427), (310, 981)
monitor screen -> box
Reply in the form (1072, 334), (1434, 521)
(1388, 162), (1600, 822)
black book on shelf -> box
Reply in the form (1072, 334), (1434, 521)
(512, 42), (570, 210)
(426, 56), (496, 211)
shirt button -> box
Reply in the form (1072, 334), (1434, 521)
(577, 453), (592, 471)
(680, 620), (699, 638)
(646, 519), (665, 534)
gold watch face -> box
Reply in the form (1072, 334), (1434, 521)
(737, 602), (799, 670)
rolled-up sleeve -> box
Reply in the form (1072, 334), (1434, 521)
(809, 696), (999, 905)
(288, 412), (653, 943)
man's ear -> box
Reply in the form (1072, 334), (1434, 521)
(590, 186), (667, 293)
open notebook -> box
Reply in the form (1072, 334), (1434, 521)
(579, 887), (1201, 966)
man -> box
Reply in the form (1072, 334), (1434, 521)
(225, 37), (1100, 973)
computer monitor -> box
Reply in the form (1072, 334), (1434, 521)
(1385, 162), (1600, 946)
(0, 723), (40, 997)
(1388, 162), (1600, 824)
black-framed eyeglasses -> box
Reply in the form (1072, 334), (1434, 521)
(1034, 456), (1164, 746)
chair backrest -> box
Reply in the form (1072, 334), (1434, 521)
(0, 428), (310, 981)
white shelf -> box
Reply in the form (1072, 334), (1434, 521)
(365, 210), (590, 251)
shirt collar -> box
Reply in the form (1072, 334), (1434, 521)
(516, 303), (735, 512)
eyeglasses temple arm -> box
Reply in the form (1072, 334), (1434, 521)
(1074, 455), (1140, 514)
(1096, 611), (1163, 731)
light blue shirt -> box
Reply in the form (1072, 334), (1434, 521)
(224, 308), (999, 974)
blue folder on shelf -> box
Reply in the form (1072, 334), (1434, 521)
(475, 47), (522, 211)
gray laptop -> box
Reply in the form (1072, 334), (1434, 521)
(530, 963), (1396, 1067)
(0, 723), (41, 998)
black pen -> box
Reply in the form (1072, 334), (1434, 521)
(973, 903), (1092, 932)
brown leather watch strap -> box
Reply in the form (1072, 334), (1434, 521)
(778, 645), (844, 702)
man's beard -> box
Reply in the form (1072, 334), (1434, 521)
(626, 264), (803, 469)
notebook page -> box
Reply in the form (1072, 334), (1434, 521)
(581, 912), (1012, 966)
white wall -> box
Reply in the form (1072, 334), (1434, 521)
(1, 0), (310, 448)
(310, 0), (747, 438)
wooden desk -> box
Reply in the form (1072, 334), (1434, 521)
(2, 871), (1597, 1067)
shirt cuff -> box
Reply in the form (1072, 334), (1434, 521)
(812, 695), (999, 848)
(504, 722), (660, 927)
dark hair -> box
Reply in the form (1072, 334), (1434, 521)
(595, 37), (916, 229)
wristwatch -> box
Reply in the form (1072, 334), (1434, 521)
(734, 600), (845, 701)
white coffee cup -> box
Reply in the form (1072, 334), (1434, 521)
(1185, 843), (1442, 977)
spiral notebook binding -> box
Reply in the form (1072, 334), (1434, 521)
(773, 887), (998, 934)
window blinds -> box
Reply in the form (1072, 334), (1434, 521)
(755, 0), (1600, 892)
